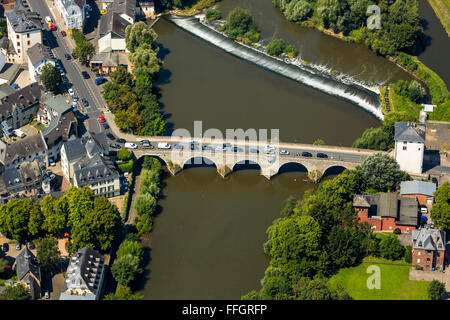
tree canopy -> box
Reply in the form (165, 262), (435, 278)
(430, 182), (450, 231)
(40, 64), (62, 93)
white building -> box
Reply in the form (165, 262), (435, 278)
(98, 0), (136, 53)
(5, 0), (42, 64)
(60, 132), (120, 197)
(56, 0), (87, 30)
(394, 122), (426, 174)
(27, 43), (56, 82)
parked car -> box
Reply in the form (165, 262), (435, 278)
(61, 30), (66, 37)
(2, 243), (8, 252)
(157, 142), (171, 149)
(419, 206), (428, 214)
(116, 138), (126, 144)
(11, 83), (19, 89)
(49, 161), (56, 166)
(125, 142), (138, 149)
(106, 133), (115, 140)
(81, 71), (90, 79)
(140, 140), (150, 145)
(316, 153), (328, 158)
(81, 98), (89, 107)
(15, 243), (21, 250)
(28, 242), (35, 250)
(95, 77), (107, 85)
(301, 151), (312, 157)
(110, 143), (120, 149)
(232, 146), (243, 152)
(142, 143), (154, 149)
(68, 88), (75, 96)
(264, 145), (276, 154)
(103, 123), (109, 129)
(98, 115), (105, 123)
(64, 53), (71, 60)
(249, 148), (259, 154)
(279, 149), (290, 155)
(45, 16), (52, 23)
(202, 145), (213, 150)
(215, 146), (226, 152)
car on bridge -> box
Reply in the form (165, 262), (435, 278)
(174, 144), (184, 150)
(202, 145), (213, 150)
(249, 148), (259, 154)
(317, 153), (328, 158)
(215, 146), (226, 152)
(158, 142), (171, 149)
(279, 149), (290, 155)
(110, 143), (120, 149)
(116, 138), (126, 144)
(106, 133), (115, 140)
(232, 146), (243, 152)
(125, 142), (138, 149)
(301, 151), (312, 157)
(264, 145), (276, 154)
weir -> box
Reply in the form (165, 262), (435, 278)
(167, 15), (384, 120)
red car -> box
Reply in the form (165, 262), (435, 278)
(98, 115), (105, 123)
(49, 22), (56, 31)
(61, 30), (66, 37)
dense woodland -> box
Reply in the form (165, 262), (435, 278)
(101, 22), (166, 136)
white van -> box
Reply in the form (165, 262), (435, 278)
(264, 145), (276, 154)
(125, 142), (138, 149)
(45, 16), (52, 23)
(13, 129), (26, 138)
(158, 142), (171, 149)
(420, 206), (428, 214)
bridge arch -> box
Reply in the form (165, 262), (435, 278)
(277, 162), (309, 175)
(183, 156), (217, 169)
(137, 154), (170, 168)
(322, 165), (348, 179)
(231, 160), (262, 174)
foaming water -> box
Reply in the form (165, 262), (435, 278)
(168, 15), (384, 120)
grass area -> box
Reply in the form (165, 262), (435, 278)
(363, 255), (409, 265)
(328, 263), (430, 300)
(380, 86), (387, 114)
(388, 87), (422, 119)
(427, 0), (450, 37)
(174, 0), (219, 16)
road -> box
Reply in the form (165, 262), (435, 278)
(27, 0), (106, 126)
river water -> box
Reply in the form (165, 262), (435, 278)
(140, 0), (447, 299)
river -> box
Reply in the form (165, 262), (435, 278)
(139, 0), (448, 299)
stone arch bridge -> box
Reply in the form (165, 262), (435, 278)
(131, 138), (384, 182)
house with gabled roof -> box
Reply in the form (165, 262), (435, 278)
(400, 180), (437, 207)
(13, 247), (41, 299)
(353, 192), (419, 232)
(27, 43), (56, 82)
(394, 122), (426, 174)
(412, 225), (446, 270)
(59, 247), (106, 300)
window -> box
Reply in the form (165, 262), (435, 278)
(27, 33), (30, 38)
(403, 141), (407, 144)
(418, 252), (421, 256)
(16, 35), (19, 39)
(17, 49), (20, 53)
(417, 259), (420, 263)
(427, 250), (431, 256)
(403, 146), (407, 151)
(27, 41), (30, 45)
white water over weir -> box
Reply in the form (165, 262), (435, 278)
(167, 16), (384, 120)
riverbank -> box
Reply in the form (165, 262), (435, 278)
(427, 0), (450, 37)
(169, 0), (219, 16)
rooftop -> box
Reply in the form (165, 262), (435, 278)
(27, 43), (55, 66)
(412, 226), (446, 251)
(0, 133), (46, 166)
(394, 122), (426, 143)
(400, 180), (437, 197)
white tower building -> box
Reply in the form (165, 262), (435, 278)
(394, 122), (426, 174)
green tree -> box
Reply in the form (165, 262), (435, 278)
(283, 0), (312, 22)
(268, 215), (322, 280)
(125, 21), (158, 53)
(111, 254), (142, 286)
(428, 280), (446, 300)
(135, 213), (153, 236)
(241, 290), (259, 300)
(0, 199), (31, 241)
(205, 8), (221, 21)
(104, 284), (143, 300)
(259, 267), (292, 300)
(407, 80), (426, 103)
(313, 139), (325, 146)
(284, 44), (299, 58)
(64, 186), (95, 229)
(116, 240), (143, 261)
(0, 258), (11, 279)
(292, 277), (332, 300)
(0, 284), (30, 300)
(69, 196), (123, 253)
(267, 39), (286, 56)
(117, 148), (133, 161)
(223, 7), (259, 40)
(40, 64), (62, 93)
(40, 196), (67, 235)
(129, 45), (162, 77)
(379, 235), (405, 260)
(73, 40), (94, 62)
(360, 153), (409, 192)
(404, 245), (412, 264)
(35, 236), (60, 273)
(430, 182), (450, 231)
(134, 193), (157, 216)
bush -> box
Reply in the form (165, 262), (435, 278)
(379, 235), (405, 261)
(223, 7), (259, 40)
(267, 39), (286, 56)
(117, 159), (134, 173)
(117, 148), (132, 161)
(204, 8), (221, 21)
(135, 213), (153, 236)
(284, 45), (298, 58)
(404, 245), (412, 264)
(428, 280), (446, 300)
(393, 228), (401, 235)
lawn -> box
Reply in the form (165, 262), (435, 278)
(427, 0), (450, 37)
(328, 263), (430, 300)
